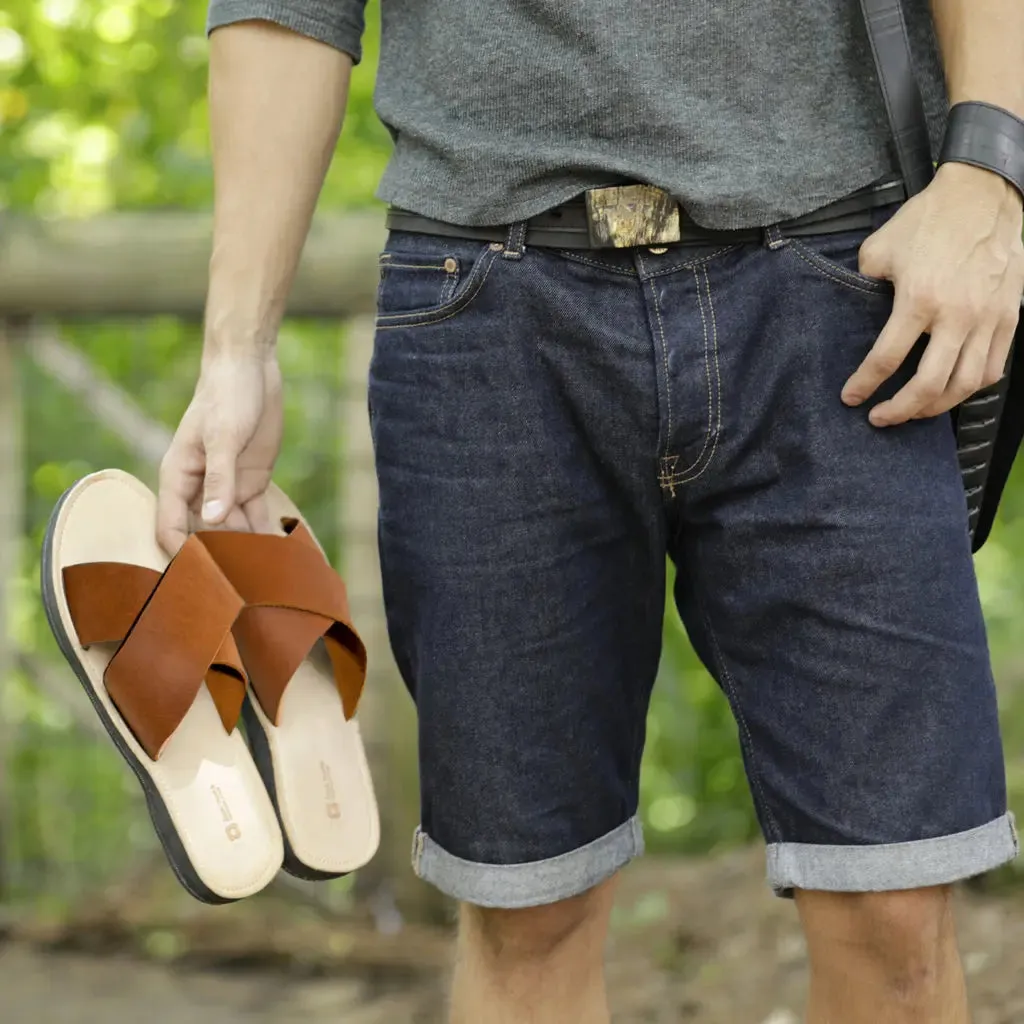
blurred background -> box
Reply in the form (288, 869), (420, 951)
(2, 1), (1024, 1021)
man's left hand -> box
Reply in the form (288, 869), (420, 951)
(842, 162), (1024, 426)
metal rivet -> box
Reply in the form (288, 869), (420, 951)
(443, 257), (458, 273)
(648, 246), (669, 255)
(489, 242), (504, 252)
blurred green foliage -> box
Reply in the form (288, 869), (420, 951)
(1, 0), (1023, 908)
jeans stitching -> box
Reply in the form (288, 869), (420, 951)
(439, 272), (458, 303)
(646, 245), (740, 279)
(660, 265), (716, 490)
(640, 257), (675, 474)
(376, 247), (500, 329)
(785, 239), (892, 296)
(379, 262), (451, 271)
(556, 245), (740, 279)
(696, 587), (782, 842)
(554, 251), (637, 276)
(502, 222), (528, 260)
(668, 265), (723, 485)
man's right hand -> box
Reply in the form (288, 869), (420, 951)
(156, 352), (283, 554)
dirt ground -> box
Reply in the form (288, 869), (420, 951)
(5, 846), (1024, 1024)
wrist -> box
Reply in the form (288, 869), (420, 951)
(202, 296), (279, 365)
(934, 160), (1023, 212)
(201, 328), (278, 369)
(937, 101), (1024, 213)
(204, 252), (289, 366)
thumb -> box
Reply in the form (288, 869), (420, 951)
(201, 436), (239, 525)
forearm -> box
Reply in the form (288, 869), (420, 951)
(929, 0), (1024, 210)
(204, 21), (352, 362)
(930, 0), (1024, 115)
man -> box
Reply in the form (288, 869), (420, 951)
(156, 1), (1024, 1020)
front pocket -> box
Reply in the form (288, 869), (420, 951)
(783, 232), (893, 296)
(376, 239), (500, 329)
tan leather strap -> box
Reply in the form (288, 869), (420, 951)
(196, 522), (366, 725)
(62, 537), (246, 759)
(62, 562), (248, 706)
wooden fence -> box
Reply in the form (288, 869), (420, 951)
(0, 211), (438, 922)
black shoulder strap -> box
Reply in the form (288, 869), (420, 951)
(858, 0), (934, 195)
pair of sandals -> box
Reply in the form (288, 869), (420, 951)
(42, 470), (379, 904)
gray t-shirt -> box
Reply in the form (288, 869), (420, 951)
(206, 0), (948, 229)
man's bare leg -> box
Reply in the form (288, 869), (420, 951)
(797, 885), (970, 1023)
(449, 876), (618, 1024)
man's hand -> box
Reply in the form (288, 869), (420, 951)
(152, 22), (351, 554)
(156, 353), (283, 554)
(842, 162), (1024, 426)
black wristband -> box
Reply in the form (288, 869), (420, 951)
(938, 101), (1024, 199)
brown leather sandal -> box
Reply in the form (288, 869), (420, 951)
(41, 470), (284, 904)
(195, 485), (379, 881)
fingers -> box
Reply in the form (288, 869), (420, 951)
(855, 308), (1007, 426)
(868, 320), (972, 426)
(945, 326), (994, 397)
(841, 291), (931, 407)
(192, 493), (270, 535)
(221, 504), (252, 532)
(201, 431), (241, 526)
(156, 483), (191, 555)
(842, 280), (1013, 427)
(243, 492), (274, 535)
(157, 434), (204, 555)
(909, 316), (1012, 421)
(983, 305), (1019, 386)
(868, 290), (1015, 425)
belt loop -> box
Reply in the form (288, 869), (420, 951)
(502, 221), (528, 261)
(763, 224), (788, 251)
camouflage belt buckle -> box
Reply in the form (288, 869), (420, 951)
(584, 184), (682, 249)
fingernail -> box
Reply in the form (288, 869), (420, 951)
(841, 390), (862, 406)
(202, 499), (226, 523)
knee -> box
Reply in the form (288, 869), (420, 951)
(841, 886), (953, 957)
(799, 886), (956, 996)
(465, 879), (616, 965)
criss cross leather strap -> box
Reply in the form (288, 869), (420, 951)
(62, 536), (247, 759)
(195, 521), (366, 725)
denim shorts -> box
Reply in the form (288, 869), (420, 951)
(367, 204), (1019, 908)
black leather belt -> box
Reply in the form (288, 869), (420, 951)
(387, 178), (907, 251)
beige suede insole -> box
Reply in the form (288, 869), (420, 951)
(252, 486), (379, 876)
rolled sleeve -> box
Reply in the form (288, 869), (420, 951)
(206, 0), (367, 63)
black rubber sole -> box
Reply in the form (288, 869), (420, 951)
(40, 484), (234, 906)
(241, 697), (348, 883)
